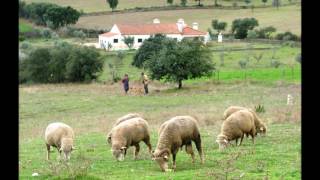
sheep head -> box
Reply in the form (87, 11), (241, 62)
(60, 138), (74, 160)
(152, 148), (170, 172)
(216, 134), (229, 151)
(112, 146), (127, 161)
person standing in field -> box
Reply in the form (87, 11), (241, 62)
(121, 74), (129, 95)
(141, 72), (149, 95)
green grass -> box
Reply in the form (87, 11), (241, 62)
(19, 122), (300, 179)
(75, 5), (301, 34)
(19, 20), (34, 33)
(23, 0), (299, 13)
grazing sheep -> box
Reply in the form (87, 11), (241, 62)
(109, 117), (152, 161)
(223, 106), (267, 136)
(44, 122), (75, 161)
(107, 113), (142, 144)
(152, 116), (204, 172)
(216, 109), (256, 151)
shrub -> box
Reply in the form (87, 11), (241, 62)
(238, 60), (248, 69)
(276, 31), (299, 41)
(41, 28), (52, 39)
(271, 59), (281, 68)
(256, 26), (277, 39)
(255, 104), (266, 113)
(295, 53), (301, 64)
(65, 47), (103, 82)
(20, 44), (103, 84)
(73, 30), (86, 39)
(181, 0), (187, 6)
(232, 18), (259, 39)
(20, 42), (30, 49)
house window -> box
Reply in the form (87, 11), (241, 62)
(138, 38), (143, 43)
(113, 39), (118, 43)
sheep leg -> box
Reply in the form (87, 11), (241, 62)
(239, 133), (244, 146)
(194, 134), (204, 164)
(134, 144), (140, 160)
(172, 153), (177, 171)
(185, 144), (195, 163)
(143, 136), (152, 154)
(235, 138), (238, 146)
(46, 144), (50, 160)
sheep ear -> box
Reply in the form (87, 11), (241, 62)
(260, 127), (264, 131)
(163, 155), (168, 160)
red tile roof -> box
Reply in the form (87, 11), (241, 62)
(99, 32), (119, 37)
(117, 24), (181, 35)
(182, 27), (207, 36)
(114, 23), (207, 36)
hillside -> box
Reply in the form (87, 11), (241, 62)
(75, 5), (301, 34)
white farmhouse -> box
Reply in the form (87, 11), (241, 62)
(98, 18), (209, 51)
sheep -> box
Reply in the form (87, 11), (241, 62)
(109, 117), (152, 161)
(152, 116), (204, 172)
(107, 113), (142, 144)
(223, 106), (267, 136)
(216, 109), (256, 151)
(44, 122), (75, 161)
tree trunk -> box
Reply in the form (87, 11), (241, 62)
(198, 0), (201, 6)
(178, 80), (182, 89)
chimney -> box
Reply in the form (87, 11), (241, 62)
(153, 18), (160, 24)
(176, 18), (185, 32)
(192, 22), (199, 30)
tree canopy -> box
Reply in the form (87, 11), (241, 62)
(133, 35), (215, 89)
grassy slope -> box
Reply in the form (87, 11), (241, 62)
(23, 0), (296, 13)
(75, 5), (301, 34)
(19, 19), (34, 33)
(19, 82), (301, 179)
(97, 43), (301, 84)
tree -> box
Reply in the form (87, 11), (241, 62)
(137, 38), (215, 89)
(65, 47), (103, 82)
(167, 0), (174, 5)
(214, 0), (219, 6)
(195, 0), (202, 6)
(231, 18), (259, 39)
(123, 36), (135, 49)
(107, 0), (119, 12)
(23, 48), (52, 83)
(132, 34), (167, 68)
(272, 0), (280, 9)
(245, 0), (251, 6)
(211, 19), (227, 33)
(181, 0), (187, 6)
(262, 0), (268, 6)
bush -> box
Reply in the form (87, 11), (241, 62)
(295, 53), (301, 64)
(20, 44), (103, 84)
(20, 42), (30, 49)
(276, 31), (299, 41)
(247, 30), (257, 39)
(65, 47), (103, 82)
(256, 26), (277, 39)
(271, 59), (281, 68)
(232, 18), (259, 39)
(41, 28), (52, 39)
(238, 60), (248, 69)
(73, 30), (86, 39)
(181, 0), (187, 6)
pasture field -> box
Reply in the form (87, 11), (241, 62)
(23, 0), (298, 13)
(97, 42), (301, 85)
(19, 81), (301, 179)
(19, 19), (34, 33)
(75, 5), (301, 34)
